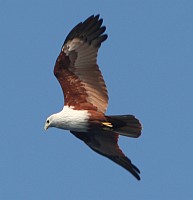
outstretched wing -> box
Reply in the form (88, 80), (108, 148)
(71, 130), (141, 180)
(54, 15), (108, 113)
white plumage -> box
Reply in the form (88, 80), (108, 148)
(44, 106), (90, 132)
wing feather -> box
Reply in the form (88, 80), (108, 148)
(71, 130), (141, 180)
(54, 15), (108, 113)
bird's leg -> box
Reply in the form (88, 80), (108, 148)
(102, 122), (113, 128)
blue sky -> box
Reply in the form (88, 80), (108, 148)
(1, 0), (193, 199)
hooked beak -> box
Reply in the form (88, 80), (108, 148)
(44, 123), (49, 131)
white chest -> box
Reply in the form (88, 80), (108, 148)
(53, 106), (90, 132)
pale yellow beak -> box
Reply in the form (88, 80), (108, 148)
(44, 123), (49, 130)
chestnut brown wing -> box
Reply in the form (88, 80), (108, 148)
(54, 15), (108, 113)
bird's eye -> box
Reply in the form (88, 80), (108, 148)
(46, 120), (49, 124)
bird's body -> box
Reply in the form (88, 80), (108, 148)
(44, 15), (142, 180)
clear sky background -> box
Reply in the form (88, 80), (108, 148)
(1, 0), (193, 199)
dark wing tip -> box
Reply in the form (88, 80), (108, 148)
(112, 155), (141, 181)
(63, 14), (108, 48)
(130, 162), (141, 180)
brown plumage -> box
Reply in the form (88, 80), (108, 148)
(46, 15), (142, 180)
(54, 15), (108, 113)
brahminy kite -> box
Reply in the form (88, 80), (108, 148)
(44, 15), (142, 180)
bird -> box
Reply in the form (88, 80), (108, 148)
(44, 15), (142, 180)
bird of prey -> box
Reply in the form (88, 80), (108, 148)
(44, 15), (142, 180)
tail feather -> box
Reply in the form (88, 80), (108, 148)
(106, 115), (142, 138)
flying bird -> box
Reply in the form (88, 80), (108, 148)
(44, 15), (142, 180)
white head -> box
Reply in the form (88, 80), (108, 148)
(44, 114), (57, 130)
(44, 106), (90, 132)
(44, 111), (72, 131)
